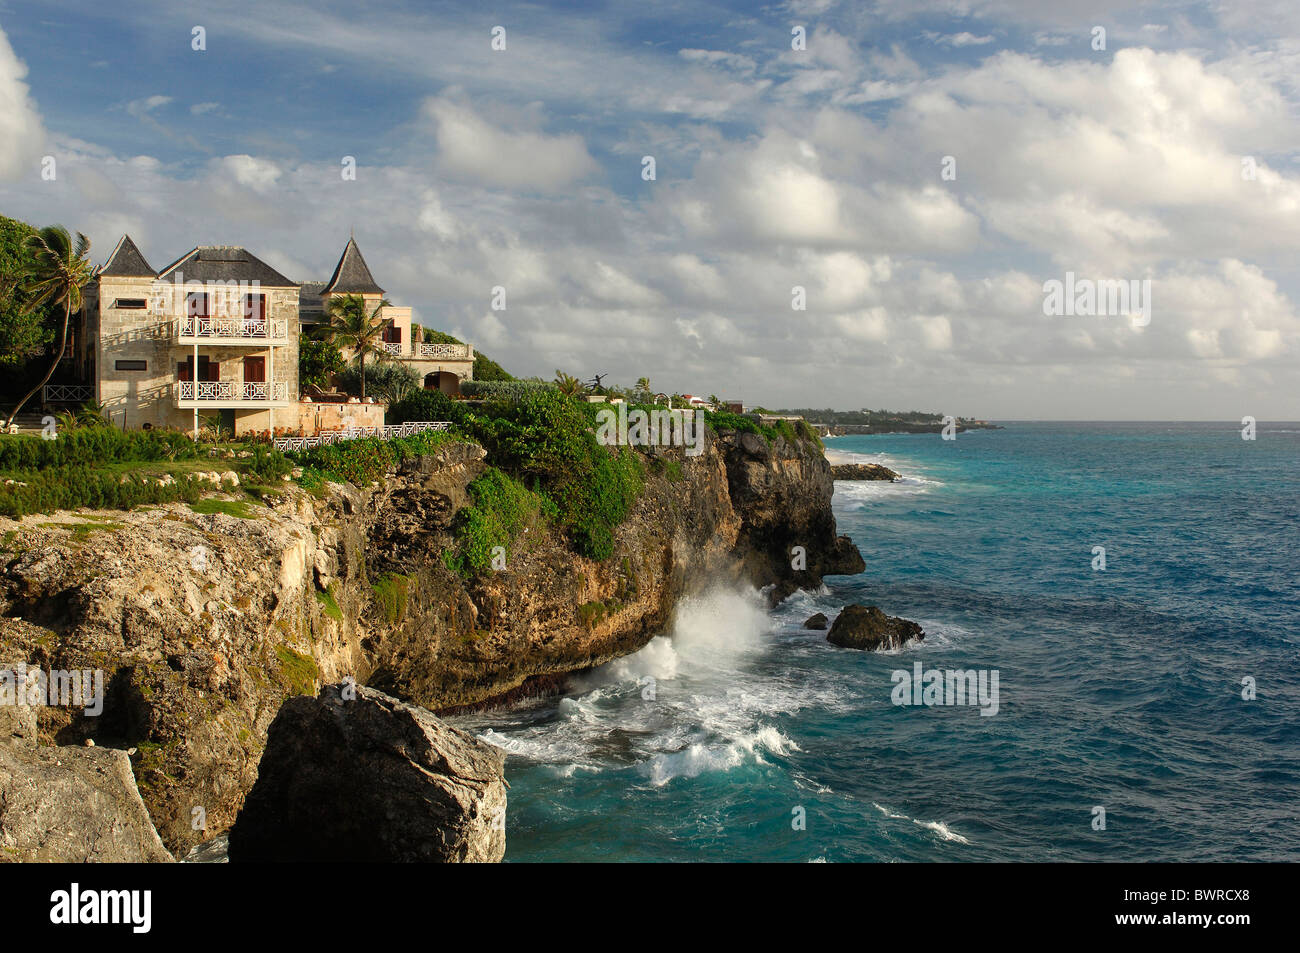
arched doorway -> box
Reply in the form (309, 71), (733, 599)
(424, 371), (461, 397)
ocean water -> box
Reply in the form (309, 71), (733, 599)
(450, 422), (1300, 862)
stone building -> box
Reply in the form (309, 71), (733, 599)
(67, 235), (474, 436)
(299, 237), (475, 397)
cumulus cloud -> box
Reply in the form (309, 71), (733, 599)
(0, 25), (45, 180)
(213, 154), (282, 192)
(425, 97), (598, 192)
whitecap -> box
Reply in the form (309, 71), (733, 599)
(914, 819), (971, 844)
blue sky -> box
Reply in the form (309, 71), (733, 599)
(0, 0), (1297, 417)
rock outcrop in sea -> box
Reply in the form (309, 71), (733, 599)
(827, 604), (924, 651)
(830, 463), (899, 481)
(229, 683), (505, 862)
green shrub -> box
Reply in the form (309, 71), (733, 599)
(244, 444), (292, 483)
(472, 351), (514, 382)
(274, 646), (319, 697)
(298, 337), (345, 391)
(315, 584), (343, 622)
(0, 468), (203, 518)
(371, 573), (413, 625)
(288, 429), (466, 486)
(338, 361), (421, 404)
(387, 389), (463, 426)
(189, 498), (260, 519)
(460, 379), (556, 399)
(461, 390), (643, 561)
(702, 409), (769, 439)
(450, 467), (556, 574)
(577, 601), (606, 629)
(0, 428), (199, 471)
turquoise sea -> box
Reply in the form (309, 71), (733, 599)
(451, 422), (1300, 861)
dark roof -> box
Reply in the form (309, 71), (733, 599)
(322, 237), (384, 295)
(155, 246), (298, 288)
(100, 235), (155, 278)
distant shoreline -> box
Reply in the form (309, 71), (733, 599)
(820, 422), (1003, 436)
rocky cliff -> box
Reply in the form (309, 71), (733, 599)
(0, 427), (861, 857)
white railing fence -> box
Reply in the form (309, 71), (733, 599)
(177, 316), (289, 340)
(178, 380), (289, 402)
(377, 342), (472, 360)
(273, 420), (450, 452)
(414, 342), (469, 359)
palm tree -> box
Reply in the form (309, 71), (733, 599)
(315, 293), (391, 400)
(4, 227), (95, 430)
(553, 370), (582, 396)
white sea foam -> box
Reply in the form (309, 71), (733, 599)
(873, 803), (972, 844)
(833, 474), (942, 509)
(465, 587), (809, 786)
(644, 724), (799, 786)
(915, 819), (972, 844)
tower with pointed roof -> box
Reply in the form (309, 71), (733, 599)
(304, 236), (475, 397)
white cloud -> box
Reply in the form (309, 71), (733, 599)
(425, 97), (598, 192)
(213, 154), (282, 192)
(924, 31), (997, 47)
(0, 25), (45, 180)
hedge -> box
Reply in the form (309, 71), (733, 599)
(288, 428), (467, 487)
(0, 467), (203, 518)
(460, 379), (556, 399)
(0, 427), (199, 471)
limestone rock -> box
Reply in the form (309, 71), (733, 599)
(0, 741), (172, 863)
(827, 604), (924, 651)
(830, 463), (899, 481)
(228, 684), (506, 862)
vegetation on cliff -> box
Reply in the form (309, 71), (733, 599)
(445, 467), (555, 575)
(461, 391), (644, 561)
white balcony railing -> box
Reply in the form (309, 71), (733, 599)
(415, 342), (470, 359)
(378, 342), (472, 360)
(177, 380), (290, 403)
(176, 315), (289, 342)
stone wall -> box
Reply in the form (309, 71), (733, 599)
(297, 400), (387, 434)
